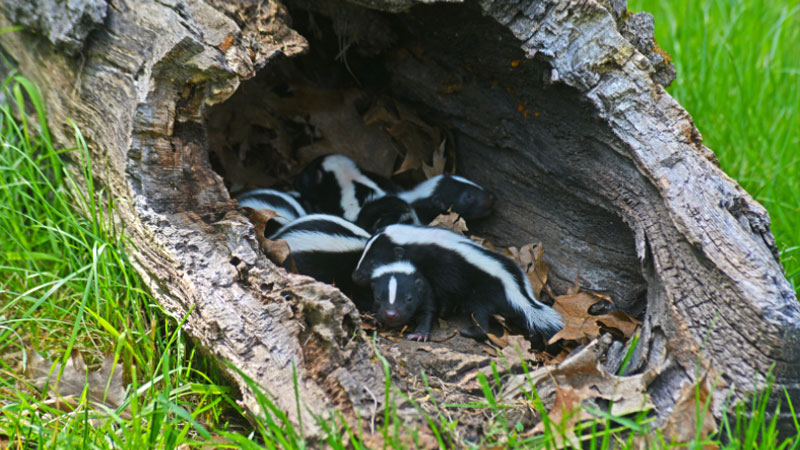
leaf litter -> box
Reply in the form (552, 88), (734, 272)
(241, 206), (297, 272)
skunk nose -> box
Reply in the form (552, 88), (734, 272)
(384, 309), (398, 320)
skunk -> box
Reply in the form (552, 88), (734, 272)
(271, 214), (372, 308)
(398, 174), (495, 223)
(294, 154), (397, 222)
(353, 224), (562, 341)
(368, 261), (435, 340)
(236, 188), (307, 236)
(355, 195), (421, 234)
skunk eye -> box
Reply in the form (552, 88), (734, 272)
(405, 295), (413, 303)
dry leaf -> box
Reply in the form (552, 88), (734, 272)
(507, 243), (548, 299)
(469, 235), (495, 249)
(387, 121), (433, 176)
(242, 207), (295, 269)
(364, 98), (454, 184)
(279, 87), (397, 176)
(510, 338), (655, 443)
(27, 351), (126, 411)
(430, 330), (459, 343)
(428, 211), (468, 234)
(422, 139), (448, 179)
(482, 346), (498, 357)
(662, 376), (718, 448)
(392, 134), (426, 176)
(567, 278), (580, 295)
(486, 328), (509, 348)
(362, 100), (399, 126)
(548, 293), (639, 344)
(531, 385), (591, 448)
(242, 206), (279, 239)
(543, 349), (570, 366)
(264, 239), (294, 270)
(501, 335), (545, 366)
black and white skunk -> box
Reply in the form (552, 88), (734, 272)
(353, 224), (562, 341)
(367, 261), (435, 340)
(236, 188), (307, 235)
(398, 174), (495, 224)
(294, 154), (397, 222)
(271, 214), (372, 308)
(355, 195), (421, 234)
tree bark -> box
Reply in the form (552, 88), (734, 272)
(2, 0), (798, 441)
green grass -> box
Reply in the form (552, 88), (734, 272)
(0, 75), (242, 448)
(1, 0), (799, 445)
(629, 0), (800, 291)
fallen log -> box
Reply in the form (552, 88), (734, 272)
(2, 0), (798, 441)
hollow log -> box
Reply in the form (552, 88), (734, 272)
(2, 0), (798, 441)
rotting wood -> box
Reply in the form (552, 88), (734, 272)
(2, 0), (798, 442)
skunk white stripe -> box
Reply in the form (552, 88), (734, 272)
(388, 276), (398, 305)
(237, 189), (306, 223)
(382, 225), (561, 332)
(280, 231), (367, 253)
(398, 175), (442, 203)
(399, 175), (487, 205)
(450, 175), (485, 191)
(371, 261), (417, 279)
(322, 155), (385, 221)
(356, 233), (382, 270)
(238, 189), (306, 215)
(272, 214), (371, 240)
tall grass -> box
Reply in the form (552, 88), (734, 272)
(0, 74), (239, 448)
(628, 0), (800, 291)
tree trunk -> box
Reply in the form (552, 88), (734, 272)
(2, 0), (798, 441)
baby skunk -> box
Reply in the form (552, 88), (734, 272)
(271, 214), (371, 309)
(355, 195), (421, 234)
(294, 154), (397, 222)
(236, 188), (307, 236)
(398, 174), (495, 224)
(368, 261), (435, 340)
(353, 224), (562, 341)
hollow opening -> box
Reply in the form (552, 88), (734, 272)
(205, 1), (647, 316)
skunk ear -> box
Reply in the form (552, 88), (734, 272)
(314, 169), (324, 184)
(393, 246), (405, 259)
(414, 277), (424, 289)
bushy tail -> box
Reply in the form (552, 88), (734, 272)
(521, 301), (563, 340)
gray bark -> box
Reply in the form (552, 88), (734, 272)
(2, 0), (798, 441)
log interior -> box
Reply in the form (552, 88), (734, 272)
(205, 1), (648, 314)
